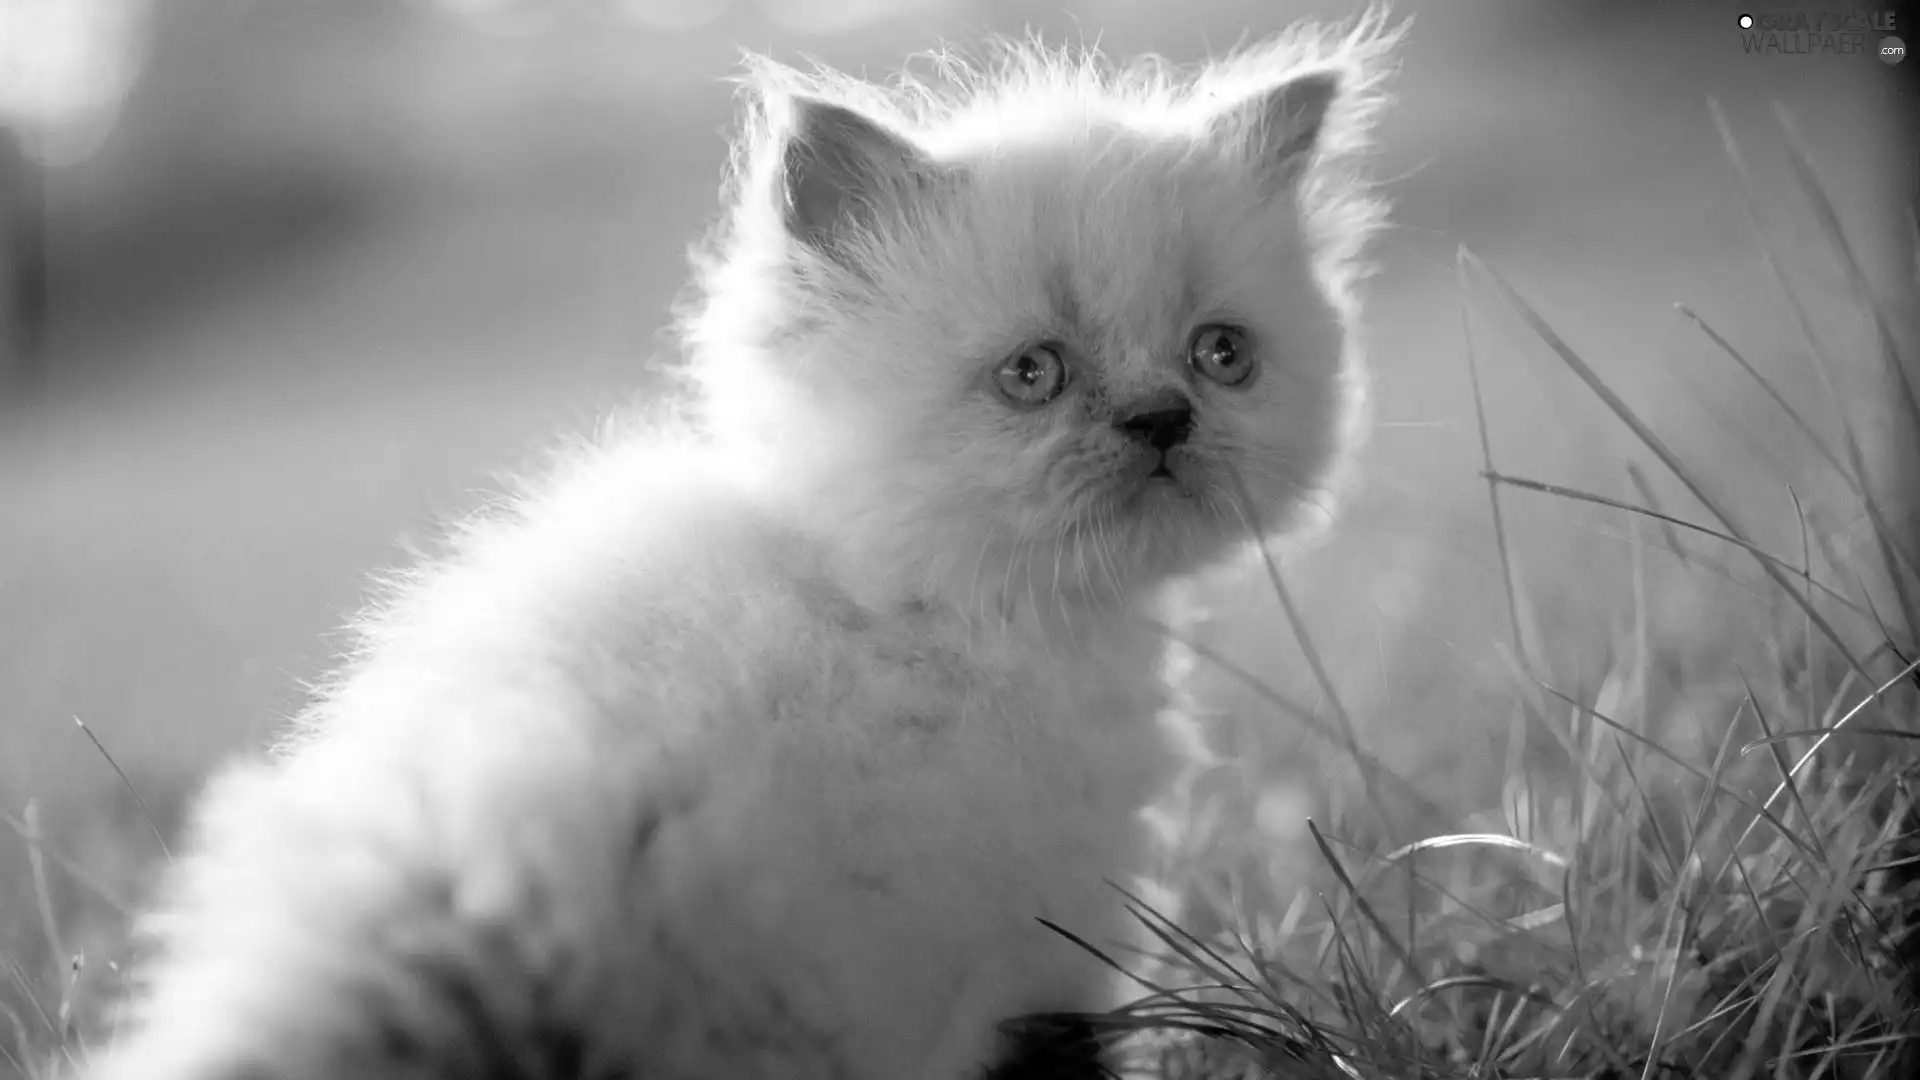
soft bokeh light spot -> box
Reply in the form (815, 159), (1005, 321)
(0, 0), (152, 166)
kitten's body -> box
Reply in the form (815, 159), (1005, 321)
(101, 444), (1167, 1078)
(84, 13), (1398, 1080)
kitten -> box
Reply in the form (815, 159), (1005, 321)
(80, 11), (1398, 1080)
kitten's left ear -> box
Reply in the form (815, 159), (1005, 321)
(1205, 68), (1343, 194)
(777, 95), (946, 258)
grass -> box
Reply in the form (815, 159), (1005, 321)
(4, 109), (1918, 1080)
(1028, 104), (1920, 1079)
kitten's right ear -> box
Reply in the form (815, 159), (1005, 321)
(773, 95), (943, 258)
(1204, 68), (1343, 196)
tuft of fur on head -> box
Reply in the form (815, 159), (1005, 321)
(674, 6), (1404, 616)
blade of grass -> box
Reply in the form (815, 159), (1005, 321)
(1628, 479), (1655, 736)
(1613, 737), (1682, 887)
(1539, 684), (1821, 865)
(1460, 245), (1873, 688)
(1737, 669), (1829, 864)
(1750, 655), (1920, 796)
(1226, 466), (1392, 840)
(73, 716), (171, 861)
(1743, 726), (1920, 749)
(1377, 831), (1569, 870)
(1792, 487), (1821, 749)
(1142, 617), (1462, 833)
(1482, 471), (1871, 621)
(1907, 207), (1919, 290)
(1038, 917), (1180, 999)
(1387, 974), (1560, 1021)
(1460, 273), (1532, 672)
(0, 951), (55, 1039)
(1711, 99), (1920, 643)
(1771, 104), (1920, 458)
(1305, 820), (1417, 984)
(0, 809), (130, 915)
(1482, 644), (1681, 885)
(1676, 304), (1920, 604)
(1643, 710), (1746, 1080)
(20, 802), (64, 972)
(1112, 884), (1266, 998)
(1319, 830), (1579, 959)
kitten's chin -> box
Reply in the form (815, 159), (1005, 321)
(1105, 464), (1322, 584)
(1068, 479), (1234, 593)
(1137, 468), (1199, 503)
(1129, 452), (1226, 519)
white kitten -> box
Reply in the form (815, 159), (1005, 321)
(81, 12), (1398, 1080)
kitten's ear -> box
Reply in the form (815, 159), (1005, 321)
(1204, 68), (1343, 194)
(776, 95), (942, 256)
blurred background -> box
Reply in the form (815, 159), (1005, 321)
(0, 0), (1916, 1047)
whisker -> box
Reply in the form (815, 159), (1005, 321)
(1097, 502), (1125, 606)
(965, 525), (998, 633)
(1051, 518), (1073, 639)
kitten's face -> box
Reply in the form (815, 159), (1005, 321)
(694, 55), (1380, 615)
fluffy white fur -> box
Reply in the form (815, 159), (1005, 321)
(81, 11), (1400, 1080)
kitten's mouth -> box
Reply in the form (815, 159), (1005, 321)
(1145, 450), (1191, 485)
(1138, 454), (1196, 496)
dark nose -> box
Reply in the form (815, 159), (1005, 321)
(1115, 398), (1194, 452)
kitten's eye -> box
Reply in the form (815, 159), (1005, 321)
(993, 344), (1068, 408)
(1188, 325), (1255, 388)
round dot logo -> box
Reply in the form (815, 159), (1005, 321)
(1883, 35), (1907, 64)
(1739, 13), (1754, 28)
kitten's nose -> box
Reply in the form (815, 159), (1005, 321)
(1115, 398), (1194, 452)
